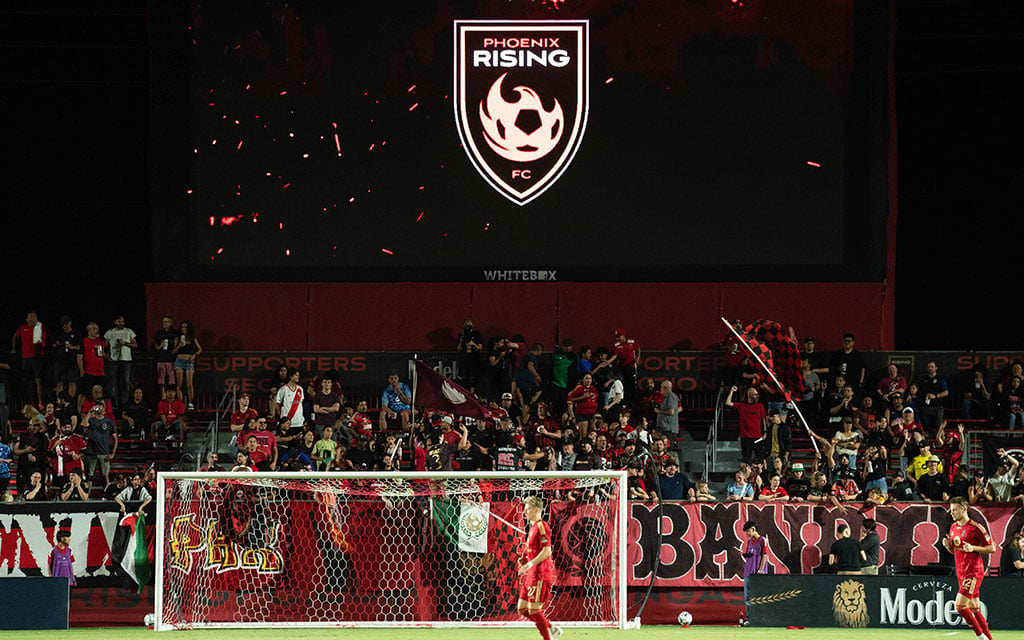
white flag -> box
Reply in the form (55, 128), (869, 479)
(458, 502), (490, 553)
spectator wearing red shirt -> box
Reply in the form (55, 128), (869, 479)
(78, 322), (106, 396)
(726, 385), (767, 463)
(12, 311), (46, 406)
(79, 385), (115, 427)
(567, 373), (599, 436)
(758, 473), (789, 502)
(608, 328), (641, 405)
(49, 422), (86, 488)
(229, 393), (259, 434)
(155, 386), (187, 442)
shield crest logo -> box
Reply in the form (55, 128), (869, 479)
(454, 20), (589, 206)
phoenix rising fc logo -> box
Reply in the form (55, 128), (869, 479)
(455, 20), (589, 205)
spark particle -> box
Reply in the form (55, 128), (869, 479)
(416, 212), (424, 222)
(186, 189), (193, 195)
(408, 85), (416, 92)
(282, 183), (291, 189)
(369, 143), (375, 151)
(209, 217), (215, 226)
(605, 77), (614, 84)
(286, 249), (291, 255)
(381, 248), (394, 255)
(409, 103), (419, 111)
(806, 161), (821, 168)
(237, 140), (244, 150)
(217, 247), (224, 254)
(334, 133), (341, 153)
(302, 153), (309, 158)
(280, 91), (288, 96)
(279, 222), (284, 230)
(349, 197), (355, 203)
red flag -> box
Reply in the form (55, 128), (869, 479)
(412, 360), (489, 419)
(736, 319), (805, 400)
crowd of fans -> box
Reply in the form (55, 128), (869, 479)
(2, 313), (1023, 514)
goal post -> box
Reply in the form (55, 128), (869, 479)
(154, 470), (628, 630)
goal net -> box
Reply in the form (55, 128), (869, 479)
(155, 470), (627, 630)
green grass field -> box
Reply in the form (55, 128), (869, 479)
(4, 628), (1024, 640)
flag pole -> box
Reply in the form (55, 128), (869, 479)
(720, 318), (820, 456)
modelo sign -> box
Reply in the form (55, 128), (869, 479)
(749, 575), (1017, 630)
(879, 580), (988, 626)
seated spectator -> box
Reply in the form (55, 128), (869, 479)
(968, 469), (994, 505)
(831, 468), (860, 502)
(378, 371), (412, 432)
(949, 465), (971, 499)
(154, 386), (187, 442)
(863, 486), (888, 506)
(21, 470), (47, 502)
(785, 462), (811, 501)
(120, 387), (153, 438)
(349, 399), (374, 438)
(694, 480), (715, 502)
(311, 426), (337, 471)
(889, 471), (919, 502)
(61, 468), (89, 501)
(274, 418), (300, 460)
(658, 459), (694, 501)
(231, 451), (253, 472)
(759, 472), (789, 502)
(807, 471), (844, 510)
(0, 436), (11, 501)
(727, 471), (755, 502)
(243, 435), (270, 471)
(199, 451), (224, 472)
(114, 472), (153, 516)
(626, 463), (652, 501)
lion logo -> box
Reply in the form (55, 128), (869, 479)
(832, 579), (869, 628)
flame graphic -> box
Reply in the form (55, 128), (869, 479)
(478, 73), (564, 162)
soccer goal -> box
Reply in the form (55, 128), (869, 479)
(154, 470), (628, 630)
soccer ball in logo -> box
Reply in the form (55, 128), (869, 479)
(677, 611), (693, 626)
(144, 613), (155, 627)
(479, 73), (564, 163)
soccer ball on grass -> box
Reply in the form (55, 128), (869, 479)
(144, 613), (155, 627)
(678, 611), (693, 626)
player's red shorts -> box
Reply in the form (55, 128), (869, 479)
(519, 576), (552, 606)
(958, 575), (983, 599)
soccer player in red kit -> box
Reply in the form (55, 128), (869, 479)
(943, 496), (994, 640)
(518, 496), (562, 640)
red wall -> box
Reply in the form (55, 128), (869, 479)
(146, 282), (894, 352)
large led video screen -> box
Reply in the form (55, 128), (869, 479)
(182, 0), (888, 281)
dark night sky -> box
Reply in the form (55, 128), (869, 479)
(2, 1), (1020, 350)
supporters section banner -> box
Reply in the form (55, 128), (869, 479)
(186, 350), (1024, 401)
(626, 502), (1024, 588)
(748, 575), (1024, 630)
